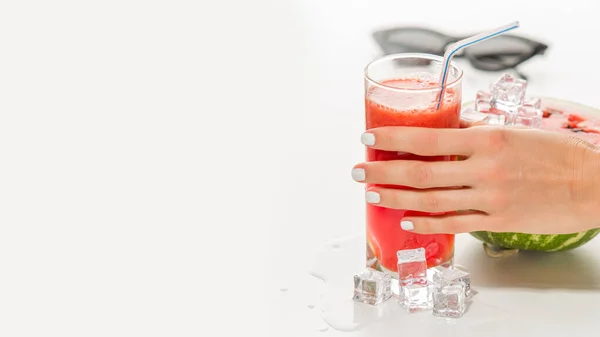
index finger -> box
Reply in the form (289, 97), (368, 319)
(362, 126), (475, 156)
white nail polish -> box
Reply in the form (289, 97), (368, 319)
(351, 168), (365, 181)
(361, 133), (375, 146)
(400, 220), (414, 231)
(365, 191), (380, 204)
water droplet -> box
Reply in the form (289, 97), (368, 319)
(309, 271), (326, 283)
(308, 235), (511, 333)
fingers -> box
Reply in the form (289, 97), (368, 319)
(400, 211), (492, 234)
(365, 187), (481, 214)
(362, 126), (474, 156)
(352, 160), (473, 188)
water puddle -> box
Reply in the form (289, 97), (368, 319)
(308, 235), (509, 334)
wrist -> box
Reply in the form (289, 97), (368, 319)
(582, 145), (600, 229)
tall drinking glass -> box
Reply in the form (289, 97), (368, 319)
(364, 53), (463, 276)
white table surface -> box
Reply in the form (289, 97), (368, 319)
(2, 1), (600, 336)
(260, 1), (600, 336)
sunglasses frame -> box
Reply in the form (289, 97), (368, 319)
(372, 26), (548, 77)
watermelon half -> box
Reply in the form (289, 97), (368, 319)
(463, 97), (600, 252)
(470, 230), (600, 252)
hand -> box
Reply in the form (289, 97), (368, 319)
(351, 125), (600, 234)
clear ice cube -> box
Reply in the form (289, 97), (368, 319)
(516, 105), (543, 128)
(475, 99), (491, 113)
(432, 267), (476, 299)
(432, 283), (466, 318)
(401, 283), (432, 312)
(490, 73), (527, 114)
(476, 90), (491, 101)
(473, 99), (506, 126)
(353, 268), (392, 305)
(461, 106), (490, 125)
(396, 248), (427, 286)
(524, 96), (542, 110)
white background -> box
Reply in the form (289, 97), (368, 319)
(1, 0), (600, 336)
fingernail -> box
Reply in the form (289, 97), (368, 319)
(365, 191), (380, 204)
(351, 168), (365, 181)
(400, 220), (414, 231)
(361, 133), (375, 146)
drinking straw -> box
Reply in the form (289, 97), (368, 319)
(436, 21), (520, 109)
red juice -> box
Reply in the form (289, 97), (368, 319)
(365, 77), (461, 273)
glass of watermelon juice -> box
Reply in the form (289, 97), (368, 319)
(364, 53), (463, 275)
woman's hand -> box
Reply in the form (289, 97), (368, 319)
(351, 125), (600, 234)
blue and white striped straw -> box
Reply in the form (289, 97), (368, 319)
(436, 21), (521, 109)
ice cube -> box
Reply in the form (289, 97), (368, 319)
(515, 105), (543, 128)
(432, 267), (476, 300)
(487, 114), (507, 126)
(400, 283), (432, 312)
(524, 96), (542, 110)
(461, 106), (491, 125)
(490, 73), (527, 114)
(396, 248), (427, 286)
(472, 99), (506, 126)
(474, 99), (491, 113)
(353, 268), (392, 305)
(432, 283), (466, 318)
(476, 90), (491, 101)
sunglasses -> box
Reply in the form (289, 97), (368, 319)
(372, 27), (549, 80)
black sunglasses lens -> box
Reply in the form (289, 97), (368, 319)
(471, 54), (526, 71)
(465, 35), (534, 69)
(375, 30), (449, 55)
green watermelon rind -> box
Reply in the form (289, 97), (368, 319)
(470, 229), (600, 252)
